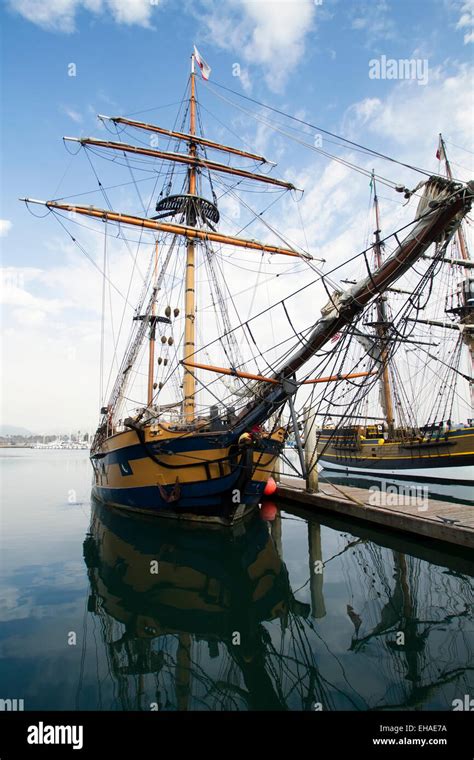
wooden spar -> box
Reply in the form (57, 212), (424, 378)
(182, 362), (274, 384)
(183, 63), (197, 423)
(387, 286), (420, 295)
(181, 360), (376, 385)
(64, 137), (295, 190)
(99, 115), (269, 163)
(439, 134), (470, 262)
(422, 255), (474, 268)
(303, 371), (377, 384)
(405, 316), (469, 331)
(372, 172), (395, 432)
(24, 200), (311, 259)
(147, 240), (159, 406)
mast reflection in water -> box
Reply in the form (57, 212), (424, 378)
(79, 498), (474, 711)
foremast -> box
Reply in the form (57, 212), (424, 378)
(372, 172), (395, 435)
(147, 241), (159, 406)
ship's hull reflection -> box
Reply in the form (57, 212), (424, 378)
(83, 498), (309, 710)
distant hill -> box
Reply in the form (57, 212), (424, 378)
(0, 425), (33, 436)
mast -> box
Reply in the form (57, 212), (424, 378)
(183, 54), (197, 423)
(147, 240), (159, 406)
(372, 172), (395, 434)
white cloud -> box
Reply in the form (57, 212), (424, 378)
(1, 265), (68, 326)
(361, 63), (474, 161)
(457, 0), (474, 43)
(7, 0), (158, 32)
(198, 0), (317, 92)
(106, 0), (153, 26)
(237, 67), (252, 93)
(0, 219), (12, 237)
(61, 106), (83, 123)
(342, 97), (382, 135)
(1, 222), (150, 431)
(350, 0), (395, 45)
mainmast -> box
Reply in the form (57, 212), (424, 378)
(372, 172), (395, 434)
(147, 241), (159, 406)
(183, 55), (197, 423)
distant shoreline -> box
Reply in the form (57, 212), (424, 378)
(0, 445), (90, 450)
(0, 445), (34, 448)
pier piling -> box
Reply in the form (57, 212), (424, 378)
(304, 407), (318, 492)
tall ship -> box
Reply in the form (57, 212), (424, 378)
(316, 137), (473, 484)
(22, 52), (473, 520)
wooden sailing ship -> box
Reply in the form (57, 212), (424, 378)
(21, 53), (474, 520)
(317, 138), (474, 485)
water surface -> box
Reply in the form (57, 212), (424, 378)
(1, 449), (472, 711)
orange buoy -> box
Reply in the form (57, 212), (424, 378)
(263, 476), (277, 496)
(260, 501), (277, 521)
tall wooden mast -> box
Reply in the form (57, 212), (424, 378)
(183, 55), (197, 422)
(372, 172), (395, 434)
(147, 240), (159, 406)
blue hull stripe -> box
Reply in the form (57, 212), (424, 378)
(92, 435), (280, 466)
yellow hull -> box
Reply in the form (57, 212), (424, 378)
(90, 423), (285, 522)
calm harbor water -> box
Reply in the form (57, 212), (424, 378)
(1, 448), (473, 711)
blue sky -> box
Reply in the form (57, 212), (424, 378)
(1, 0), (473, 431)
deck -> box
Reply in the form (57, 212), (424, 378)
(276, 475), (474, 549)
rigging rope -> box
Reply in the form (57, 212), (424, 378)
(205, 79), (463, 182)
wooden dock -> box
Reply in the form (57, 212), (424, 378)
(276, 476), (474, 549)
